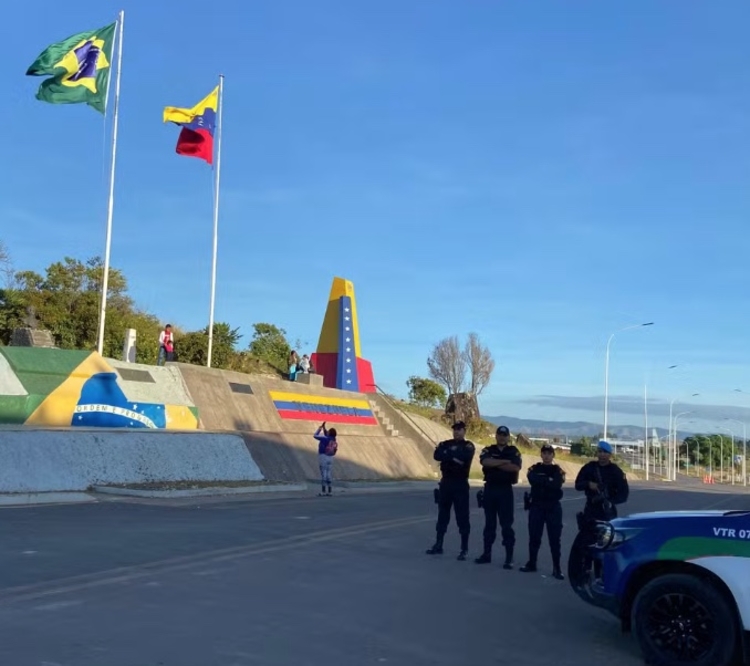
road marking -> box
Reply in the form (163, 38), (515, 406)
(33, 600), (82, 612)
(0, 514), (433, 606)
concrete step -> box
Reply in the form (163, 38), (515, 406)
(391, 430), (399, 437)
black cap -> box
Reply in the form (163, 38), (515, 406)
(452, 421), (466, 430)
(541, 444), (554, 453)
(496, 426), (510, 436)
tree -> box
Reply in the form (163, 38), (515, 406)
(406, 376), (447, 408)
(176, 322), (242, 369)
(571, 436), (595, 457)
(0, 241), (13, 287)
(462, 332), (495, 396)
(248, 322), (292, 371)
(427, 335), (466, 396)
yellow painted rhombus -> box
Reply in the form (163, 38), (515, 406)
(25, 352), (197, 429)
(316, 277), (362, 356)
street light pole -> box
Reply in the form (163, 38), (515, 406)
(672, 411), (693, 480)
(718, 428), (734, 484)
(669, 393), (699, 481)
(725, 418), (746, 487)
(732, 389), (748, 487)
(643, 365), (677, 483)
(604, 322), (654, 443)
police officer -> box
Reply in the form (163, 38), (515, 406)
(475, 425), (522, 568)
(569, 440), (630, 581)
(574, 440), (629, 522)
(425, 421), (476, 561)
(519, 444), (565, 580)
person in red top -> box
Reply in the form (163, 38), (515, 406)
(157, 324), (173, 366)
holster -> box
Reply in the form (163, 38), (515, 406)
(476, 489), (484, 508)
(523, 491), (532, 511)
(433, 487), (440, 505)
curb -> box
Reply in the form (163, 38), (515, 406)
(91, 483), (308, 499)
(0, 492), (96, 507)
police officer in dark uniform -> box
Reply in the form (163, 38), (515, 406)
(575, 440), (629, 522)
(569, 440), (630, 582)
(425, 421), (476, 561)
(474, 425), (522, 569)
(519, 444), (565, 579)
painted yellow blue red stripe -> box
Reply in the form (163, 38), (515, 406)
(269, 390), (378, 425)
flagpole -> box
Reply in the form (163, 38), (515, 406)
(96, 9), (125, 356)
(206, 74), (224, 368)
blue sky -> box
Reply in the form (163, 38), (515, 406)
(3, 1), (750, 433)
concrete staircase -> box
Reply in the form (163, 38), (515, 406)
(369, 400), (399, 437)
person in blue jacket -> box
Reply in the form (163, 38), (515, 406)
(314, 422), (338, 496)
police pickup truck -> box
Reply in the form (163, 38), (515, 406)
(569, 509), (750, 666)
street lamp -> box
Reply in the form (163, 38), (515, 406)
(669, 393), (700, 481)
(672, 411), (693, 479)
(604, 322), (654, 441)
(732, 389), (748, 487)
(718, 426), (735, 484)
(644, 364), (678, 481)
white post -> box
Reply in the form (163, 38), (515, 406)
(603, 322), (654, 443)
(644, 382), (649, 480)
(665, 398), (677, 480)
(96, 10), (125, 357)
(603, 333), (613, 441)
(122, 327), (136, 362)
(206, 74), (224, 369)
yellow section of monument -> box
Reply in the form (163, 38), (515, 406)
(165, 404), (199, 429)
(26, 352), (114, 426)
(316, 277), (362, 357)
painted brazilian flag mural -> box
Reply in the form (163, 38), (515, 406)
(0, 348), (198, 429)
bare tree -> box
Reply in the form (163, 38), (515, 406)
(462, 332), (495, 396)
(0, 241), (12, 287)
(427, 335), (467, 396)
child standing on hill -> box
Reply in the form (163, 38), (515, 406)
(314, 422), (338, 496)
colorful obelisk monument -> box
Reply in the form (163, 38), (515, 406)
(311, 277), (376, 393)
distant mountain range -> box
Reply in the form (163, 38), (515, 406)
(485, 415), (680, 440)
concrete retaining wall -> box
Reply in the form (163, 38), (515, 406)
(174, 364), (438, 482)
(0, 429), (263, 493)
(240, 431), (436, 482)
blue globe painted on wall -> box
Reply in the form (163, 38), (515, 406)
(73, 372), (166, 428)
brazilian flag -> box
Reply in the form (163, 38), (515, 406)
(26, 21), (116, 114)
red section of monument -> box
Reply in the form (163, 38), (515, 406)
(311, 352), (337, 389)
(311, 353), (376, 393)
(356, 358), (376, 393)
(276, 410), (378, 425)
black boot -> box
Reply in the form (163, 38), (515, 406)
(503, 546), (514, 570)
(327, 485), (332, 496)
(520, 547), (539, 573)
(457, 535), (469, 561)
(552, 560), (565, 580)
(474, 551), (492, 564)
(426, 535), (444, 555)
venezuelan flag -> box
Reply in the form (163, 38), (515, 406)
(270, 391), (378, 426)
(163, 86), (218, 164)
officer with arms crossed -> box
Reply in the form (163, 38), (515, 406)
(519, 444), (565, 579)
(426, 421), (476, 561)
(475, 426), (522, 569)
(569, 440), (629, 581)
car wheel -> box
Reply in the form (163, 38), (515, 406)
(631, 573), (737, 666)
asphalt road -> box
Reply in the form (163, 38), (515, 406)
(0, 482), (747, 666)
